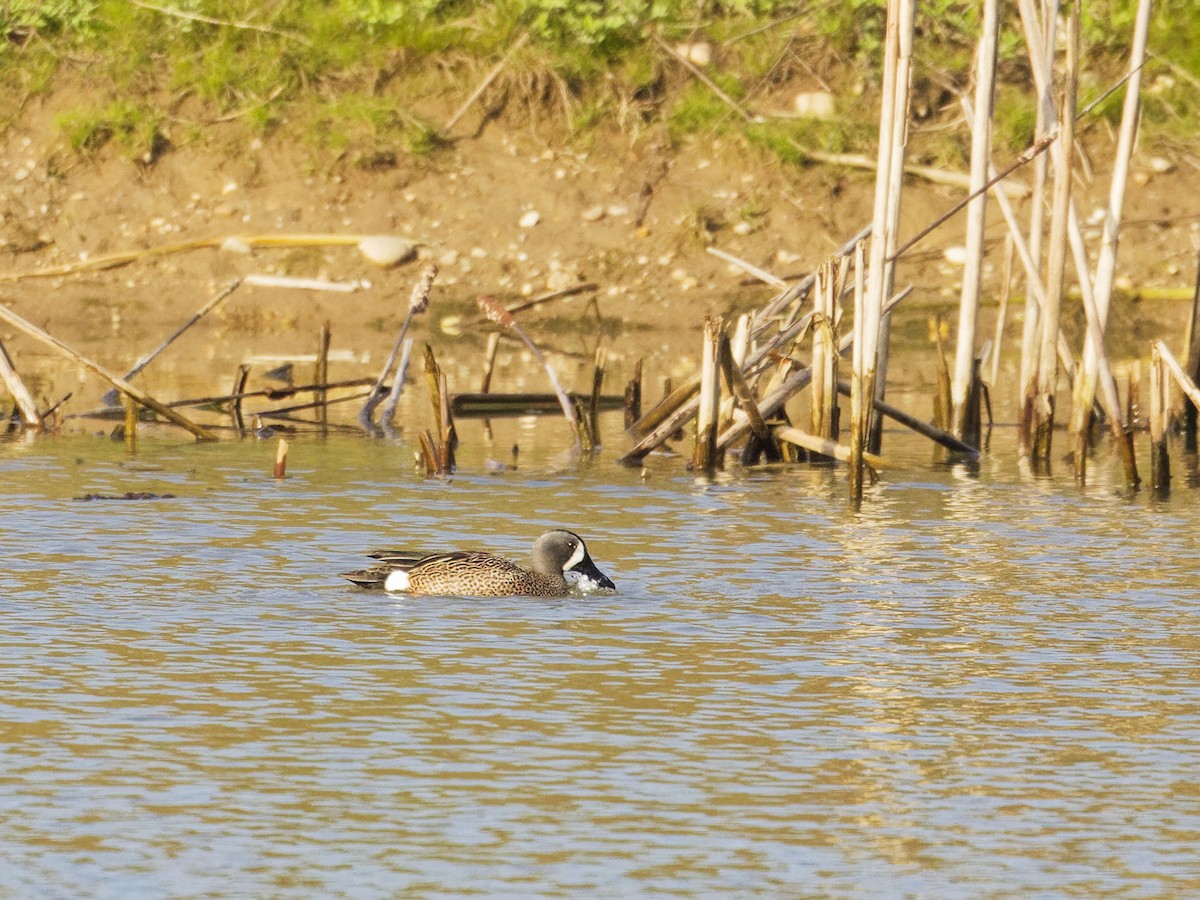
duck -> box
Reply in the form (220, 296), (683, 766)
(341, 529), (616, 597)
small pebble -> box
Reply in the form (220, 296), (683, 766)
(518, 210), (540, 228)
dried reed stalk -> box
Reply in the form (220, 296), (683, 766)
(1184, 251), (1200, 452)
(989, 237), (1015, 391)
(950, 0), (999, 443)
(477, 294), (579, 447)
(1016, 0), (1059, 416)
(1068, 0), (1153, 462)
(0, 300), (215, 440)
(865, 0), (914, 455)
(1028, 0), (1079, 463)
(849, 241), (868, 501)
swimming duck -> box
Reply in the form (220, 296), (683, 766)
(341, 529), (616, 597)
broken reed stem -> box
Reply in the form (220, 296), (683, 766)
(361, 264), (436, 431)
(316, 320), (330, 436)
(0, 299), (216, 440)
(0, 336), (41, 427)
(624, 358), (643, 431)
(476, 294), (579, 447)
(950, 0), (998, 443)
(380, 338), (414, 431)
(480, 332), (501, 393)
(1149, 343), (1170, 495)
(231, 364), (250, 433)
(273, 438), (289, 479)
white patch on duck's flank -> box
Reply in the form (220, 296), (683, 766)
(562, 540), (587, 573)
(384, 570), (412, 592)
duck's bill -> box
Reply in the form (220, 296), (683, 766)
(568, 557), (617, 592)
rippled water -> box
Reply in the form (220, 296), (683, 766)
(3, 420), (1200, 897)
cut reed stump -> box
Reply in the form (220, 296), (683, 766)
(315, 320), (331, 435)
(692, 317), (724, 472)
(1149, 343), (1170, 496)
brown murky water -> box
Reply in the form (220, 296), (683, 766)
(3, 416), (1200, 897)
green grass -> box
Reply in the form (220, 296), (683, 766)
(2, 0), (1197, 171)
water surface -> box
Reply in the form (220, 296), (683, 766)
(3, 423), (1199, 897)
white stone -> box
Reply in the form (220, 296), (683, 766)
(943, 245), (968, 265)
(518, 210), (541, 228)
(793, 91), (835, 120)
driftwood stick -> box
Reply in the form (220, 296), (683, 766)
(836, 380), (979, 456)
(774, 425), (886, 469)
(706, 247), (788, 288)
(0, 337), (41, 427)
(1184, 249), (1200, 451)
(0, 300), (215, 440)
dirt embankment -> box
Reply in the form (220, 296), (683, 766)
(2, 87), (1198, 411)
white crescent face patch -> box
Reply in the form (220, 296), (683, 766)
(562, 538), (586, 573)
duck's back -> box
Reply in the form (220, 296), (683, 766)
(384, 550), (570, 597)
